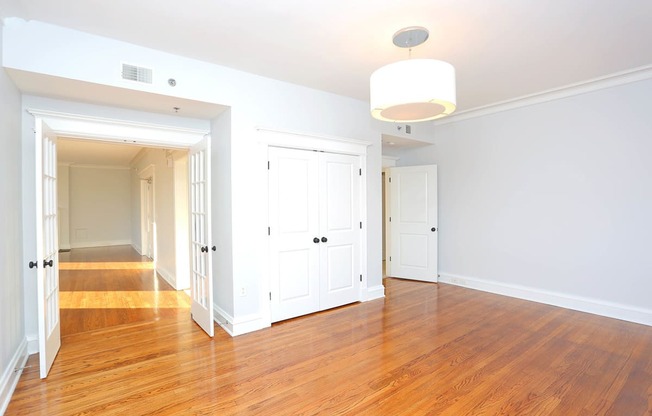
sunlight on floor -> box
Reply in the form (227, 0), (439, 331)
(59, 261), (155, 270)
(60, 291), (191, 309)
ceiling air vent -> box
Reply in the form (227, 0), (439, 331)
(121, 63), (153, 84)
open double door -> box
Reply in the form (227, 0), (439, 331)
(33, 117), (214, 378)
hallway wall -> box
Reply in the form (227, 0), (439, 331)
(68, 166), (131, 248)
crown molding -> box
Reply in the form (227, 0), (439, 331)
(435, 64), (652, 125)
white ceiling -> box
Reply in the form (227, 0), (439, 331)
(3, 0), (652, 113)
(57, 138), (144, 166)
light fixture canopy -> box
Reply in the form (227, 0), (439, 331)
(370, 27), (456, 122)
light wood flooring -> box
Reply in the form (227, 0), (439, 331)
(58, 245), (190, 336)
(6, 247), (652, 415)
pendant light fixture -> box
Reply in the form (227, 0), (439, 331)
(370, 26), (456, 122)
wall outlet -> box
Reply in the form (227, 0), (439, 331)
(239, 287), (247, 297)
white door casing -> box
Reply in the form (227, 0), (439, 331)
(268, 147), (361, 322)
(35, 118), (61, 378)
(189, 135), (214, 336)
(388, 165), (438, 282)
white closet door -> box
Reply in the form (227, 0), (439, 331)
(319, 153), (361, 310)
(388, 165), (438, 282)
(269, 147), (320, 322)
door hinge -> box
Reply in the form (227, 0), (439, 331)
(269, 292), (272, 301)
(360, 221), (362, 229)
(267, 161), (270, 170)
(389, 256), (392, 261)
(389, 217), (392, 222)
(360, 274), (362, 282)
(359, 168), (362, 176)
(268, 227), (271, 236)
(389, 177), (392, 183)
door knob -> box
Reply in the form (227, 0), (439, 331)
(212, 246), (216, 251)
(431, 227), (437, 232)
(43, 259), (53, 268)
(321, 237), (328, 243)
(201, 246), (208, 253)
(313, 237), (320, 244)
(29, 261), (38, 269)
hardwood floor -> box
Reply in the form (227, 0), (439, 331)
(7, 270), (652, 414)
(58, 245), (190, 336)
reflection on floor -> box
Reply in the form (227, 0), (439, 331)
(59, 245), (190, 336)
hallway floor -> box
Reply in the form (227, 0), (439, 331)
(59, 245), (190, 336)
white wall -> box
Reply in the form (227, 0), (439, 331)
(397, 78), (652, 325)
(57, 163), (71, 250)
(5, 18), (383, 337)
(211, 109), (235, 322)
(173, 153), (190, 290)
(0, 22), (27, 413)
(68, 166), (131, 248)
(131, 148), (184, 289)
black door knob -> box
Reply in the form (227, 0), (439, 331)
(313, 237), (320, 244)
(431, 227), (437, 232)
(212, 246), (216, 251)
(43, 259), (53, 268)
(201, 246), (208, 253)
(321, 237), (328, 243)
(29, 261), (38, 269)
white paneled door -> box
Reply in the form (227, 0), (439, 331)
(35, 119), (61, 378)
(268, 147), (320, 322)
(319, 153), (361, 310)
(189, 135), (214, 336)
(388, 165), (438, 282)
(268, 147), (361, 322)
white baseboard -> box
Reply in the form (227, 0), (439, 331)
(213, 304), (269, 337)
(439, 272), (652, 327)
(156, 266), (177, 290)
(131, 243), (143, 255)
(70, 239), (132, 249)
(0, 339), (29, 415)
(363, 284), (386, 302)
(26, 334), (38, 355)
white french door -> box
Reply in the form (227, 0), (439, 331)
(189, 135), (214, 336)
(35, 118), (61, 378)
(388, 165), (438, 282)
(268, 147), (361, 322)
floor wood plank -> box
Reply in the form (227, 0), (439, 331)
(6, 246), (652, 415)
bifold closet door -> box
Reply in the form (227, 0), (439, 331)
(269, 147), (361, 322)
(268, 147), (321, 322)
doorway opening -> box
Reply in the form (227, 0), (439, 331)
(56, 138), (192, 337)
(31, 108), (215, 378)
(141, 174), (155, 260)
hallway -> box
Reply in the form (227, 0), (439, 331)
(59, 245), (190, 336)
